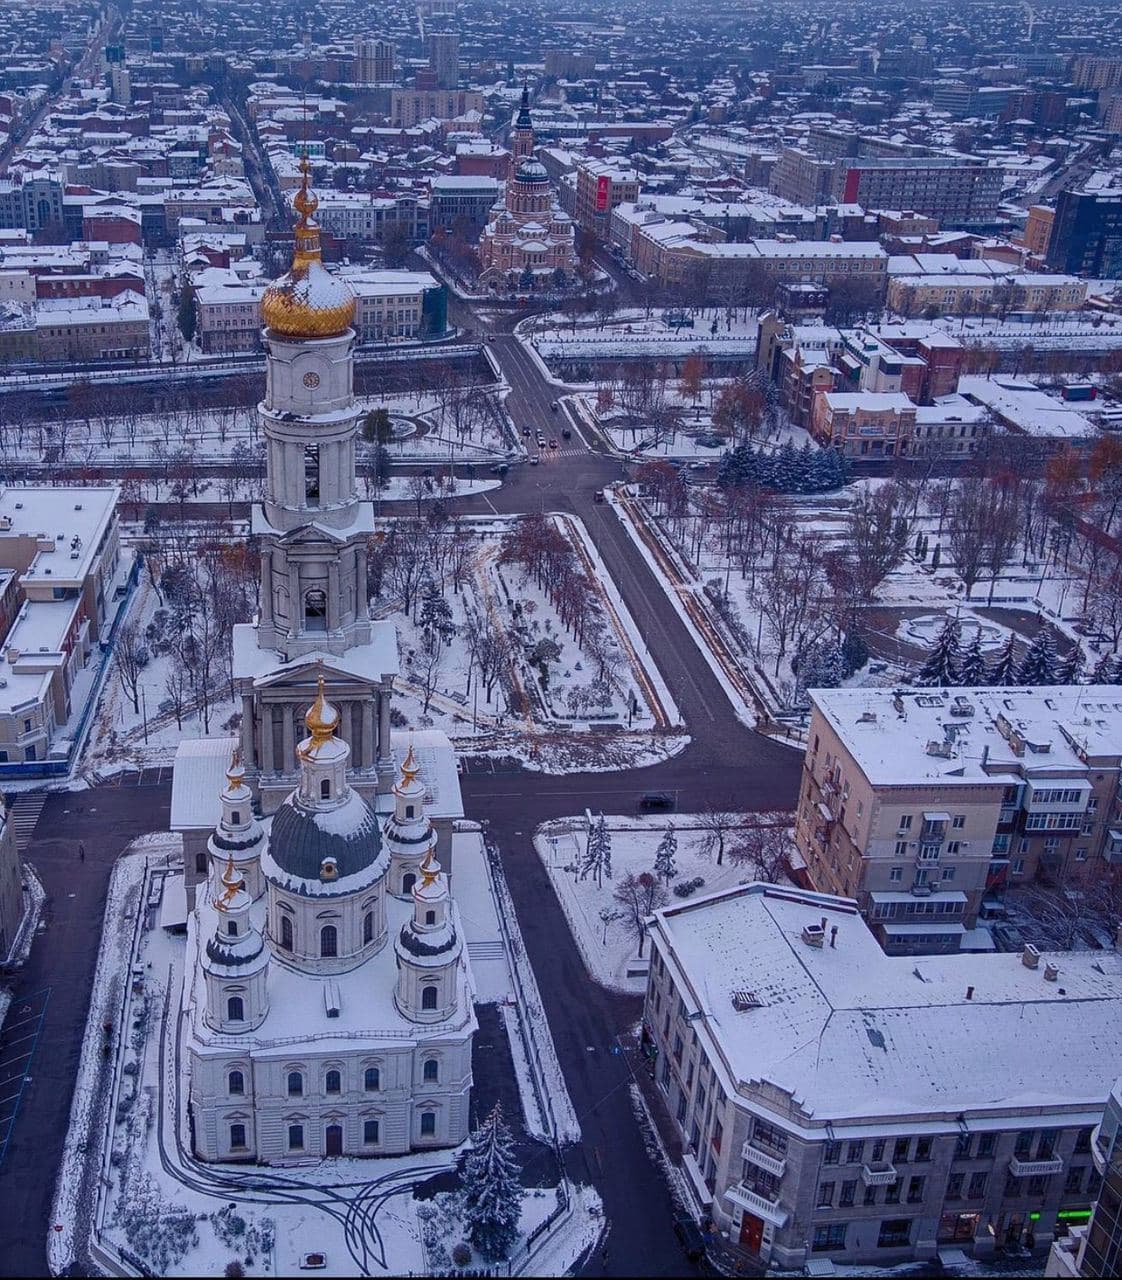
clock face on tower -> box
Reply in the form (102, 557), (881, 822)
(302, 371), (321, 389)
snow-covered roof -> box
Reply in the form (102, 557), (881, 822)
(0, 484), (119, 584)
(958, 376), (1094, 439)
(653, 882), (1122, 1125)
(170, 736), (238, 831)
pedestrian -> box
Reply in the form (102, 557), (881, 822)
(78, 841), (85, 862)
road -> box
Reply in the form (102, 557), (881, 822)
(0, 776), (171, 1279)
(0, 314), (801, 1275)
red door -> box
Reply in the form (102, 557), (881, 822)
(739, 1213), (764, 1254)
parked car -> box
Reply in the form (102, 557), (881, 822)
(594, 489), (606, 503)
(549, 438), (559, 448)
(529, 455), (540, 465)
(522, 426), (531, 436)
(993, 922), (1028, 952)
(672, 1216), (706, 1262)
(489, 463), (509, 477)
(688, 460), (707, 471)
(640, 791), (675, 811)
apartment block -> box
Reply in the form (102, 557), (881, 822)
(574, 157), (640, 236)
(797, 687), (1122, 955)
(644, 883), (1118, 1270)
(836, 159), (1002, 227)
(1047, 177), (1122, 279)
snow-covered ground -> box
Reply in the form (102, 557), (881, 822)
(534, 815), (792, 992)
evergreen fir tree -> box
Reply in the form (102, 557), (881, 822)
(1054, 646), (1085, 685)
(916, 618), (962, 687)
(987, 633), (1019, 686)
(580, 815), (613, 886)
(1015, 628), (1058, 686)
(460, 1104), (523, 1261)
(1090, 652), (1118, 683)
(957, 633), (986, 687)
(654, 823), (678, 886)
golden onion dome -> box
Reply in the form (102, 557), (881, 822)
(303, 675), (341, 746)
(261, 156), (356, 340)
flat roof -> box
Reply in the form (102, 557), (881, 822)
(654, 883), (1122, 1123)
(0, 485), (119, 584)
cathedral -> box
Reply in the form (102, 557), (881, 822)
(178, 158), (476, 1164)
(478, 85), (576, 290)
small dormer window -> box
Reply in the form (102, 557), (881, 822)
(230, 810), (241, 825)
(321, 779), (331, 800)
(405, 804), (415, 819)
(425, 909), (436, 925)
(227, 920), (238, 936)
(320, 856), (338, 881)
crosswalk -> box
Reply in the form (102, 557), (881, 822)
(528, 447), (584, 463)
(7, 793), (48, 850)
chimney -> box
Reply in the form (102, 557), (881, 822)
(820, 916), (827, 932)
(1022, 943), (1040, 969)
(1044, 963), (1059, 982)
(830, 925), (838, 948)
(965, 986), (974, 1000)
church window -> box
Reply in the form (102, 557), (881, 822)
(228, 1069), (245, 1095)
(227, 920), (238, 936)
(287, 1071), (304, 1096)
(425, 910), (436, 926)
(288, 1124), (304, 1150)
(231, 810), (241, 825)
(280, 915), (294, 951)
(320, 925), (338, 957)
(420, 1111), (436, 1137)
(304, 444), (320, 503)
(422, 986), (439, 1011)
(229, 1123), (247, 1150)
(423, 1058), (439, 1082)
(363, 912), (374, 945)
(325, 1069), (342, 1094)
(321, 779), (331, 800)
(364, 1119), (379, 1144)
(226, 995), (244, 1022)
(304, 589), (327, 632)
(364, 1066), (380, 1092)
(402, 872), (417, 894)
(195, 851), (207, 873)
(405, 804), (415, 819)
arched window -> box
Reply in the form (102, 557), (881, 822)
(321, 779), (331, 800)
(227, 919), (238, 936)
(320, 925), (338, 957)
(424, 910), (436, 926)
(304, 588), (327, 632)
(422, 985), (439, 1011)
(195, 851), (208, 873)
(325, 1069), (341, 1094)
(363, 912), (374, 945)
(287, 1071), (303, 1097)
(364, 1066), (380, 1092)
(402, 872), (416, 895)
(228, 1069), (245, 1095)
(280, 914), (293, 951)
(423, 1058), (439, 1082)
(230, 810), (241, 825)
(227, 995), (244, 1022)
(405, 804), (415, 819)
(230, 1122), (247, 1150)
(420, 1111), (436, 1136)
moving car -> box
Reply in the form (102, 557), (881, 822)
(640, 791), (675, 811)
(549, 438), (559, 448)
(489, 463), (509, 477)
(529, 455), (540, 465)
(594, 489), (606, 503)
(550, 400), (560, 411)
(561, 427), (573, 439)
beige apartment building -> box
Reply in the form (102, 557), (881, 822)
(796, 687), (1122, 955)
(888, 272), (1086, 317)
(811, 390), (917, 458)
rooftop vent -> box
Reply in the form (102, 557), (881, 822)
(731, 990), (763, 1011)
(925, 740), (954, 758)
(74, 503), (82, 511)
(950, 697), (975, 718)
(1022, 943), (1040, 969)
(858, 711), (877, 724)
(13, 502), (21, 510)
(1044, 962), (1059, 982)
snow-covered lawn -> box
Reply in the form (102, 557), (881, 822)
(534, 815), (793, 993)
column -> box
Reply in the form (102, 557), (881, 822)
(327, 562), (340, 631)
(342, 701), (354, 756)
(361, 700), (375, 770)
(241, 695), (256, 768)
(262, 705), (275, 774)
(355, 546), (368, 621)
(377, 691), (393, 774)
(260, 552), (273, 624)
(282, 705), (295, 775)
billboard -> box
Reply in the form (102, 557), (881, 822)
(595, 175), (611, 213)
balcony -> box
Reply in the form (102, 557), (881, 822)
(1009, 1155), (1064, 1177)
(742, 1140), (787, 1179)
(861, 1162), (898, 1187)
(1091, 1124), (1109, 1178)
(725, 1181), (789, 1228)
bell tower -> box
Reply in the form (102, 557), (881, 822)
(511, 82), (535, 163)
(232, 157), (399, 813)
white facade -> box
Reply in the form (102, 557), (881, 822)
(185, 708), (475, 1164)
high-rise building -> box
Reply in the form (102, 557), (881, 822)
(353, 36), (395, 84)
(426, 31), (459, 89)
(1046, 175), (1122, 278)
(1047, 1081), (1122, 1277)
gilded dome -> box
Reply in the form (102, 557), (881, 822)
(261, 157), (355, 340)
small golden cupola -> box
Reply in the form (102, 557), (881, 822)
(260, 154), (356, 340)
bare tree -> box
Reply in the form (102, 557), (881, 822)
(844, 484), (909, 600)
(613, 871), (669, 957)
(728, 824), (791, 883)
(947, 477), (991, 600)
(113, 621), (149, 715)
(163, 662), (191, 730)
(697, 804), (741, 866)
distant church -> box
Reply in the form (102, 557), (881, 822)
(478, 85), (576, 290)
(176, 159), (475, 1163)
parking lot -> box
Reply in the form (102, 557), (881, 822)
(0, 988), (51, 1171)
